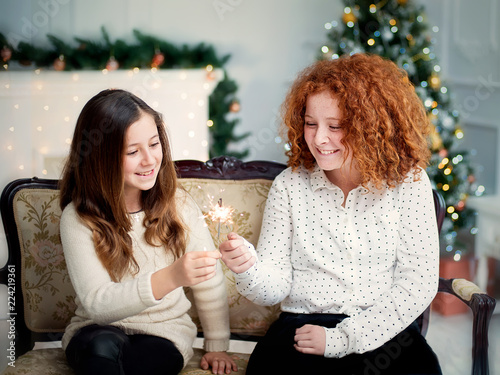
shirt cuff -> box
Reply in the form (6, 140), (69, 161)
(204, 339), (230, 353)
(324, 327), (350, 358)
(234, 238), (258, 279)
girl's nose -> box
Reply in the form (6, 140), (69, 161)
(314, 126), (329, 144)
(142, 149), (155, 164)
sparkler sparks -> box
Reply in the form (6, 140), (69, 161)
(205, 197), (234, 240)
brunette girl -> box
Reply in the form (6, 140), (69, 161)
(60, 89), (237, 375)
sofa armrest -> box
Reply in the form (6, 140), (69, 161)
(438, 277), (496, 375)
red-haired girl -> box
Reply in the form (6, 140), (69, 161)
(220, 54), (441, 374)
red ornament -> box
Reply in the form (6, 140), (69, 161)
(438, 149), (448, 158)
(106, 56), (119, 71)
(229, 101), (240, 113)
(1, 46), (12, 62)
(53, 55), (66, 71)
(206, 70), (216, 81)
(151, 52), (165, 68)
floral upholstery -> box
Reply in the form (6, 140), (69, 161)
(12, 189), (75, 333)
(2, 177), (280, 374)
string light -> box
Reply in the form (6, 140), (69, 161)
(2, 68), (219, 178)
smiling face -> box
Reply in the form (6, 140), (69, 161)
(303, 90), (356, 185)
(122, 112), (163, 212)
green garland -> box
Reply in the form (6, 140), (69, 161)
(0, 27), (249, 159)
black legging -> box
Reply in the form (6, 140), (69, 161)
(65, 325), (184, 375)
(246, 312), (442, 375)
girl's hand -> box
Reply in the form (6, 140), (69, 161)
(219, 232), (255, 274)
(151, 250), (220, 299)
(201, 351), (238, 374)
(170, 250), (221, 288)
(294, 324), (326, 355)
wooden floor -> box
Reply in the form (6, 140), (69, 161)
(425, 308), (499, 375)
(1, 309), (499, 374)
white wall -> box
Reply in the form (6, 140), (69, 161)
(419, 0), (500, 195)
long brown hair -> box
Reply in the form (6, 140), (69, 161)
(60, 89), (186, 281)
(282, 53), (431, 189)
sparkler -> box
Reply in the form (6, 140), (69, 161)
(205, 197), (234, 242)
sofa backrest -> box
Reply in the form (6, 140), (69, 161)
(0, 156), (287, 355)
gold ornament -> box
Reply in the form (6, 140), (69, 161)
(429, 124), (443, 151)
(397, 0), (408, 5)
(429, 73), (441, 90)
(342, 12), (357, 24)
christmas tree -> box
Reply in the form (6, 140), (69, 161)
(319, 0), (483, 260)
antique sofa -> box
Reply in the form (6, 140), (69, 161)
(0, 156), (496, 375)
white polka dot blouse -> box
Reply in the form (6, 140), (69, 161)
(234, 165), (440, 358)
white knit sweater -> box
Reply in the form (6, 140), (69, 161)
(60, 189), (230, 367)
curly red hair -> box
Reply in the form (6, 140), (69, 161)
(281, 53), (431, 189)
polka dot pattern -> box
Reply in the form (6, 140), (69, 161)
(235, 165), (440, 358)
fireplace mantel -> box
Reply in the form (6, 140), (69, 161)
(0, 67), (222, 188)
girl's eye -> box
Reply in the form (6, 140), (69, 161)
(305, 122), (317, 127)
(127, 150), (138, 156)
(150, 142), (160, 148)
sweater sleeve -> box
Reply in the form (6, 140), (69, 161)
(180, 193), (231, 353)
(60, 204), (160, 325)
